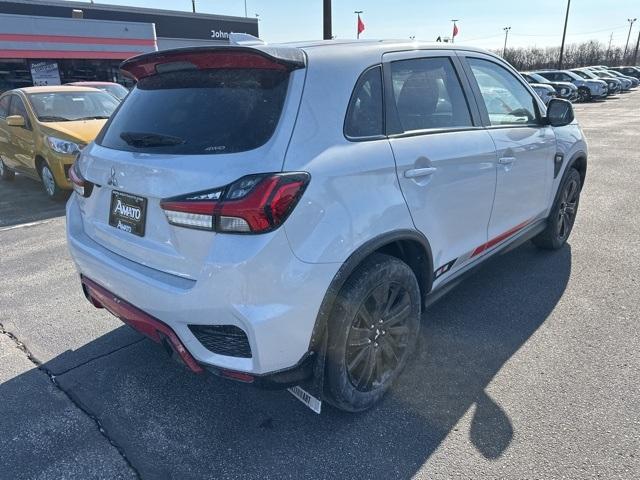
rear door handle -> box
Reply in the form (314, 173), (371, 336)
(498, 156), (516, 165)
(404, 167), (437, 178)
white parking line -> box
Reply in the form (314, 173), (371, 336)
(0, 219), (55, 232)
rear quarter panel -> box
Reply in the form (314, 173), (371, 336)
(283, 48), (415, 264)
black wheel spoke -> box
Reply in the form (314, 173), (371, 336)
(348, 344), (370, 373)
(357, 347), (376, 390)
(382, 300), (410, 328)
(348, 327), (371, 348)
(382, 284), (400, 317)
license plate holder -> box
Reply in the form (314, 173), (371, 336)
(108, 190), (147, 237)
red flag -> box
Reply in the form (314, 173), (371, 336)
(452, 23), (459, 38)
(357, 14), (365, 38)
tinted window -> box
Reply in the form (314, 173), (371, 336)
(100, 69), (289, 155)
(345, 67), (384, 138)
(469, 58), (538, 127)
(390, 57), (472, 132)
(9, 95), (30, 128)
(0, 95), (9, 118)
(28, 91), (117, 122)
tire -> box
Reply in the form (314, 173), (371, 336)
(0, 157), (15, 181)
(533, 167), (581, 250)
(324, 253), (421, 412)
(577, 87), (591, 103)
(39, 162), (66, 201)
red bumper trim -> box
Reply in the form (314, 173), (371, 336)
(81, 276), (203, 373)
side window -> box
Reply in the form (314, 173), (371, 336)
(9, 95), (31, 129)
(468, 58), (539, 127)
(560, 73), (572, 82)
(0, 95), (10, 119)
(345, 66), (384, 138)
(390, 57), (472, 132)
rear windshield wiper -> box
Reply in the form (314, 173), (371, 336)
(120, 131), (186, 148)
(38, 115), (71, 122)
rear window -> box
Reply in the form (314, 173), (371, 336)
(99, 69), (289, 155)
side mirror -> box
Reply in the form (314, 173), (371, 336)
(6, 115), (26, 128)
(546, 98), (574, 127)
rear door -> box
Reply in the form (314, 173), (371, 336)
(383, 51), (498, 282)
(78, 50), (305, 279)
(460, 54), (555, 242)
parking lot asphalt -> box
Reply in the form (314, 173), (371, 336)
(1, 91), (639, 480)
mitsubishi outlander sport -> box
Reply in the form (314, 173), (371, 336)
(66, 40), (587, 412)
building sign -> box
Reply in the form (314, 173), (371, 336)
(30, 61), (61, 86)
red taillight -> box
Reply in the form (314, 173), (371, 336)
(159, 172), (309, 234)
(69, 161), (93, 198)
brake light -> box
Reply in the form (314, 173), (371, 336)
(69, 161), (93, 198)
(160, 172), (310, 234)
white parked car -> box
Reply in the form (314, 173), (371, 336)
(66, 40), (587, 412)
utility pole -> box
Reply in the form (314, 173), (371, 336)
(191, 0), (196, 13)
(503, 26), (511, 57)
(244, 0), (247, 17)
(558, 0), (571, 69)
(623, 18), (637, 62)
(451, 19), (458, 43)
(323, 0), (332, 40)
(606, 32), (614, 60)
(633, 30), (640, 65)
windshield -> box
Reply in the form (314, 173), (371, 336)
(99, 68), (289, 155)
(100, 84), (129, 101)
(572, 70), (591, 79)
(28, 91), (118, 122)
(527, 73), (549, 83)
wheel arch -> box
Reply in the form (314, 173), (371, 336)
(567, 151), (587, 188)
(308, 229), (433, 352)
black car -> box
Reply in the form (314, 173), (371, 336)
(520, 72), (579, 102)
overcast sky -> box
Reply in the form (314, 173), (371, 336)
(68, 0), (639, 50)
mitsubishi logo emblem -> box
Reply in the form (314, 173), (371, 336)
(108, 167), (118, 187)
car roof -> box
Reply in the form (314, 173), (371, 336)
(16, 86), (102, 94)
(68, 81), (120, 86)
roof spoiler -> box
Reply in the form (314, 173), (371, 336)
(120, 45), (306, 81)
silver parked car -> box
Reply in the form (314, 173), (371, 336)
(534, 70), (608, 102)
(571, 68), (621, 95)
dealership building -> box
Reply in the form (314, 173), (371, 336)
(0, 0), (259, 91)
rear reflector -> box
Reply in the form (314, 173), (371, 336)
(160, 172), (310, 234)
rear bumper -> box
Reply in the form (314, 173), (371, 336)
(66, 194), (339, 376)
(81, 275), (316, 387)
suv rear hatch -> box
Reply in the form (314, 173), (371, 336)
(76, 46), (306, 279)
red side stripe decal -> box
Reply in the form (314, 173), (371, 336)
(471, 219), (531, 257)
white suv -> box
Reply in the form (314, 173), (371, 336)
(66, 40), (587, 412)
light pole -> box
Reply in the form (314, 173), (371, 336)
(558, 0), (571, 69)
(191, 0), (196, 13)
(503, 26), (511, 57)
(633, 30), (640, 65)
(623, 18), (637, 62)
(244, 0), (247, 17)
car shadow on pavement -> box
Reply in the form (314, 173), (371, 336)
(0, 174), (67, 228)
(0, 242), (571, 479)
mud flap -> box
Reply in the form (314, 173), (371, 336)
(288, 329), (327, 414)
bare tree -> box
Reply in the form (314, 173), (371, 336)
(496, 40), (627, 70)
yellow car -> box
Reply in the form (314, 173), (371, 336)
(0, 86), (118, 199)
